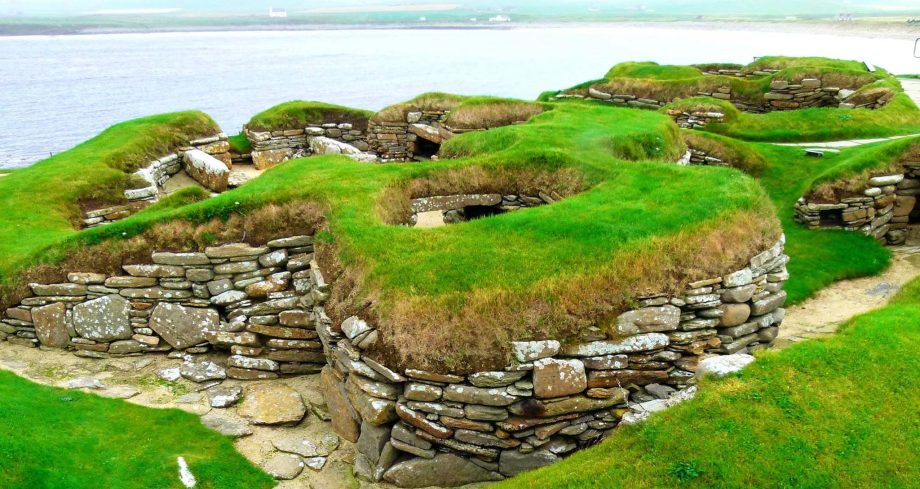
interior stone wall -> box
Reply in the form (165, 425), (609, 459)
(795, 161), (920, 245)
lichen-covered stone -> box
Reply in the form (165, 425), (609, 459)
(532, 358), (586, 398)
(32, 302), (69, 348)
(73, 295), (132, 341)
(149, 303), (219, 349)
(615, 305), (680, 335)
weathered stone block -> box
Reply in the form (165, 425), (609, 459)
(149, 303), (219, 349)
(32, 302), (69, 348)
(73, 295), (132, 341)
(532, 358), (587, 399)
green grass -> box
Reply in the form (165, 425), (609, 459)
(0, 371), (274, 489)
(498, 278), (920, 488)
(0, 111), (219, 278)
(245, 100), (374, 132)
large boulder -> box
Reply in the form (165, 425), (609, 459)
(32, 302), (69, 348)
(72, 295), (131, 341)
(149, 303), (219, 350)
(183, 149), (229, 192)
(384, 453), (502, 487)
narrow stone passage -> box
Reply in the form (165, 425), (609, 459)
(775, 245), (920, 349)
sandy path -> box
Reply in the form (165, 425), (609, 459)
(776, 245), (920, 349)
(903, 79), (920, 107)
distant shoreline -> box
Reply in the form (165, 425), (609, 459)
(1, 19), (918, 40)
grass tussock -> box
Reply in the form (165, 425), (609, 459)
(245, 101), (373, 132)
(375, 206), (780, 373)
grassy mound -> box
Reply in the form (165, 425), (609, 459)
(497, 276), (920, 488)
(569, 58), (883, 106)
(0, 111), (219, 279)
(563, 57), (920, 142)
(0, 371), (274, 489)
(245, 100), (373, 132)
(2, 101), (780, 373)
(372, 92), (545, 129)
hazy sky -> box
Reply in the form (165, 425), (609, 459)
(3, 0), (920, 16)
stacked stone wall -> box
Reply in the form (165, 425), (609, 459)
(3, 227), (788, 486)
(0, 235), (329, 381)
(367, 110), (452, 162)
(568, 76), (886, 114)
(795, 162), (920, 244)
(246, 124), (368, 170)
(318, 238), (788, 487)
(81, 134), (231, 228)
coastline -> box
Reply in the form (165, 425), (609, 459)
(1, 19), (918, 41)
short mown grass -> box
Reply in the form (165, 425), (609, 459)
(0, 371), (274, 489)
(498, 276), (920, 488)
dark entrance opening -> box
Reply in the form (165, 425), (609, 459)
(414, 137), (441, 160)
(463, 205), (507, 220)
(909, 196), (920, 224)
(819, 208), (844, 227)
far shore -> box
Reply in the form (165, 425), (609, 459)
(1, 19), (918, 41)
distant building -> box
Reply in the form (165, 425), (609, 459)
(489, 15), (511, 22)
(269, 7), (288, 18)
(836, 13), (854, 21)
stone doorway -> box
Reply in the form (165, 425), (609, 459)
(413, 137), (440, 160)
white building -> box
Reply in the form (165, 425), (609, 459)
(489, 15), (511, 22)
(269, 7), (288, 18)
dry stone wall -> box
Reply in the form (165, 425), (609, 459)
(367, 110), (454, 162)
(0, 235), (329, 380)
(795, 161), (920, 244)
(566, 75), (887, 114)
(2, 227), (788, 486)
(318, 238), (788, 487)
(82, 134), (232, 228)
(246, 124), (369, 170)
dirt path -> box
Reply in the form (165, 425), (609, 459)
(775, 245), (920, 349)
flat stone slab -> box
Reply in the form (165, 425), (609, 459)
(72, 295), (131, 342)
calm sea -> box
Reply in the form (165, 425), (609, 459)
(1, 25), (919, 168)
